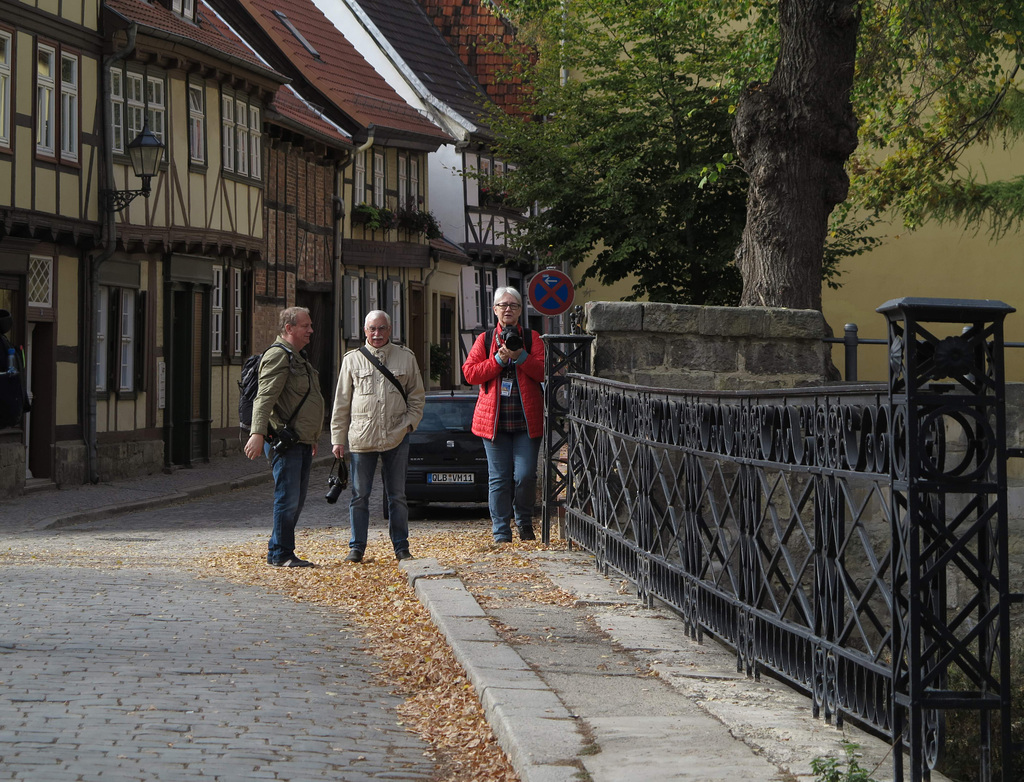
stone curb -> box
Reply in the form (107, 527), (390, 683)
(401, 557), (587, 782)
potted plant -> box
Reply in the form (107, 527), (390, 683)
(396, 207), (442, 239)
(351, 202), (375, 225)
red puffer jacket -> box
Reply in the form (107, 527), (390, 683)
(462, 326), (545, 440)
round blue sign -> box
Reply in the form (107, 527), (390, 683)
(528, 269), (575, 316)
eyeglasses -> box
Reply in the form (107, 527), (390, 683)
(494, 302), (521, 310)
(366, 325), (391, 332)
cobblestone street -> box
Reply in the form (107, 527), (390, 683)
(0, 482), (441, 781)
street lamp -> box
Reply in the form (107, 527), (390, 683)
(102, 122), (164, 212)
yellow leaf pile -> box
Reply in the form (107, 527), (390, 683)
(205, 524), (573, 782)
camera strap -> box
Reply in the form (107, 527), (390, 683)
(329, 457), (349, 489)
(271, 357), (312, 438)
(359, 347), (408, 404)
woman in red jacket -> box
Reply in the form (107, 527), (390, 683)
(462, 287), (545, 542)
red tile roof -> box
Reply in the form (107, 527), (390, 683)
(105, 0), (278, 78)
(415, 0), (529, 116)
(235, 0), (451, 144)
(269, 87), (353, 148)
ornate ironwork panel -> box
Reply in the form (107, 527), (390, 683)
(542, 333), (595, 544)
(555, 297), (1018, 781)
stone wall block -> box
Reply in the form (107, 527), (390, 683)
(668, 337), (739, 373)
(764, 308), (830, 339)
(698, 306), (767, 337)
(743, 340), (828, 376)
(642, 302), (700, 334)
(585, 301), (643, 333)
(53, 441), (88, 487)
(0, 441), (25, 498)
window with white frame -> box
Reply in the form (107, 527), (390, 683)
(248, 105), (261, 179)
(95, 286), (109, 392)
(232, 269), (244, 355)
(235, 98), (248, 175)
(0, 31), (11, 149)
(345, 275), (360, 340)
(36, 44), (56, 155)
(60, 53), (78, 161)
(172, 0), (195, 21)
(188, 83), (205, 164)
(387, 279), (402, 343)
(373, 152), (385, 207)
(363, 277), (379, 317)
(146, 75), (166, 148)
(398, 153), (408, 209)
(126, 72), (144, 145)
(410, 158), (420, 207)
(354, 151), (365, 202)
(28, 255), (53, 309)
(110, 70), (125, 154)
(221, 94), (234, 172)
(211, 267), (223, 356)
(221, 93), (261, 180)
(119, 289), (136, 392)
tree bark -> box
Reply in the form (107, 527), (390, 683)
(732, 0), (860, 311)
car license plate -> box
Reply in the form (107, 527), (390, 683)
(428, 473), (474, 484)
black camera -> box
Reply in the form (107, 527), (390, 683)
(325, 459), (349, 504)
(500, 327), (523, 352)
(271, 426), (299, 456)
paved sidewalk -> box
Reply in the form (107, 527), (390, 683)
(0, 450), (940, 782)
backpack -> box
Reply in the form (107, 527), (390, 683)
(0, 338), (26, 430)
(238, 343), (291, 437)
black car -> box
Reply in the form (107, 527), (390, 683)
(406, 393), (489, 504)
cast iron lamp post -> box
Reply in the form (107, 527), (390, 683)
(101, 122), (164, 212)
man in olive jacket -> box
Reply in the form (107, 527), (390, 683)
(331, 310), (424, 563)
(244, 307), (325, 567)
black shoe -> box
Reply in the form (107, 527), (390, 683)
(395, 549), (412, 561)
(345, 549), (364, 563)
(518, 526), (536, 541)
(269, 556), (316, 568)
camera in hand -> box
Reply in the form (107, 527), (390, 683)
(325, 458), (349, 504)
(500, 327), (523, 352)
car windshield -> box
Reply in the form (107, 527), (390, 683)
(418, 399), (474, 433)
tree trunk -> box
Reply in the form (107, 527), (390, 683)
(732, 0), (860, 311)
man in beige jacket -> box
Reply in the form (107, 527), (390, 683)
(331, 310), (424, 562)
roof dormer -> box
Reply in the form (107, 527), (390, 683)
(169, 0), (196, 24)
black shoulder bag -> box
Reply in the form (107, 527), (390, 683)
(271, 361), (312, 455)
(359, 346), (408, 404)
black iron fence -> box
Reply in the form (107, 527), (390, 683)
(826, 322), (1024, 382)
(546, 298), (1019, 781)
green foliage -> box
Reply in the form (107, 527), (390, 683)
(429, 343), (451, 382)
(396, 206), (442, 239)
(847, 1), (1024, 236)
(492, 0), (1024, 305)
(491, 0), (751, 305)
(810, 743), (879, 782)
(351, 203), (396, 232)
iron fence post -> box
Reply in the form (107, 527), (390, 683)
(879, 296), (1016, 782)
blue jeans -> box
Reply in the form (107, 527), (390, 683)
(348, 435), (411, 553)
(483, 432), (541, 540)
(265, 442), (313, 562)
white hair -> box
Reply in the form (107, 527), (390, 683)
(492, 287), (523, 307)
(363, 310), (391, 328)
